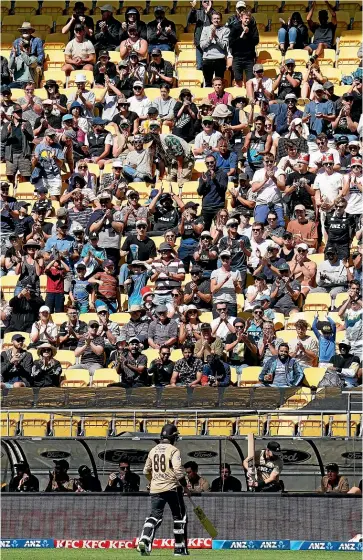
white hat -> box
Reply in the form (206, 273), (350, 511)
(39, 305), (50, 313)
(74, 73), (87, 83)
(112, 160), (123, 168)
(297, 243), (309, 251)
(133, 80), (143, 88)
(267, 242), (280, 250)
(236, 0), (246, 7)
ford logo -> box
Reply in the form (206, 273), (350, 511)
(40, 451), (71, 459)
(281, 450), (311, 464)
(187, 451), (218, 459)
(341, 452), (362, 460)
(98, 450), (149, 464)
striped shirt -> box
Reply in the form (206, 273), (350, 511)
(67, 207), (93, 231)
(93, 272), (118, 301)
(152, 258), (185, 293)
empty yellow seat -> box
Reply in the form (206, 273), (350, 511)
(60, 369), (90, 387)
(328, 418), (357, 437)
(339, 30), (362, 47)
(109, 312), (131, 325)
(51, 414), (80, 437)
(304, 367), (326, 387)
(91, 368), (119, 387)
(0, 412), (19, 437)
(45, 50), (66, 69)
(55, 350), (76, 368)
(177, 68), (204, 87)
(298, 418), (326, 437)
(338, 46), (360, 65)
(307, 253), (325, 266)
(1, 276), (20, 302)
(113, 418), (141, 433)
(267, 418), (297, 436)
(304, 293), (331, 312)
(175, 418), (203, 435)
(20, 413), (50, 437)
(237, 415), (265, 436)
(81, 417), (111, 437)
(238, 367), (261, 386)
(42, 70), (66, 87)
(51, 313), (68, 327)
(207, 418), (235, 436)
(321, 67), (342, 85)
(335, 292), (349, 309)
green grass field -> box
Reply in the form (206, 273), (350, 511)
(2, 551), (360, 559)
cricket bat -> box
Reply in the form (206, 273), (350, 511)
(247, 432), (257, 491)
(187, 494), (218, 538)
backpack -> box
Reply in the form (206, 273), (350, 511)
(317, 369), (345, 389)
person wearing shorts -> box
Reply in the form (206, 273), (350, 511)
(3, 104), (33, 184)
(31, 129), (64, 201)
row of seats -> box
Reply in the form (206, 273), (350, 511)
(1, 412), (361, 437)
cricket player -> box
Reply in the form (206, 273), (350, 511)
(243, 440), (284, 492)
(137, 423), (189, 556)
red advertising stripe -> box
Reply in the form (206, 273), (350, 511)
(54, 538), (212, 549)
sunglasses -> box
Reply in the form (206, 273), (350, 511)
(206, 161), (215, 165)
(188, 310), (198, 314)
(160, 249), (171, 253)
(316, 141), (325, 146)
(89, 325), (98, 329)
(264, 160), (274, 164)
(323, 162), (333, 166)
(172, 293), (180, 297)
(255, 70), (264, 74)
(137, 224), (146, 229)
(351, 165), (362, 169)
(297, 248), (307, 253)
(78, 165), (88, 169)
(267, 217), (276, 221)
(129, 195), (139, 200)
(161, 352), (170, 356)
(41, 349), (52, 353)
(252, 228), (262, 232)
(217, 308), (227, 312)
(68, 312), (77, 315)
(191, 272), (200, 276)
(133, 86), (142, 90)
(98, 310), (107, 315)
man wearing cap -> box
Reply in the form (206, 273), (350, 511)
(0, 86), (15, 116)
(0, 333), (33, 388)
(72, 320), (105, 377)
(184, 265), (212, 311)
(128, 82), (152, 120)
(119, 306), (149, 348)
(9, 461), (39, 493)
(243, 441), (284, 492)
(332, 92), (359, 142)
(63, 24), (96, 77)
(193, 230), (218, 278)
(31, 129), (65, 201)
(94, 50), (118, 88)
(82, 117), (113, 169)
(120, 7), (147, 43)
(319, 463), (349, 494)
(303, 86), (335, 137)
(228, 6), (259, 86)
(342, 156), (362, 228)
(218, 217), (251, 289)
(1, 104), (33, 185)
(67, 74), (96, 120)
(26, 207), (53, 242)
(6, 282), (45, 334)
(270, 262), (301, 316)
(44, 222), (79, 292)
(312, 246), (349, 301)
(89, 259), (121, 313)
(150, 126), (195, 186)
(194, 115), (222, 158)
(59, 306), (88, 351)
(147, 7), (177, 53)
(246, 64), (273, 103)
(9, 37), (38, 89)
(272, 60), (302, 101)
(147, 48), (174, 88)
(119, 221), (156, 290)
(199, 12), (230, 87)
(284, 154), (316, 219)
(95, 304), (121, 358)
(328, 339), (361, 388)
(45, 459), (77, 492)
(197, 154), (228, 230)
(148, 305), (178, 350)
(13, 22), (45, 87)
(286, 205), (318, 250)
(148, 189), (184, 235)
(305, 2), (337, 61)
(250, 154), (286, 227)
(94, 5), (121, 55)
(33, 100), (62, 143)
(269, 93), (303, 136)
(77, 465), (102, 492)
(62, 2), (94, 41)
(87, 191), (123, 269)
(253, 241), (287, 284)
(313, 153), (344, 240)
(289, 243), (317, 297)
(109, 337), (148, 388)
(122, 135), (153, 183)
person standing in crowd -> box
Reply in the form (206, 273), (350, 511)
(197, 154), (228, 231)
(62, 2), (94, 40)
(188, 0), (216, 70)
(228, 7), (259, 87)
(211, 463), (242, 492)
(200, 12), (230, 87)
(94, 5), (121, 55)
(146, 6), (177, 53)
(2, 104), (33, 185)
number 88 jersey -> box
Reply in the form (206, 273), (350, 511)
(144, 443), (185, 494)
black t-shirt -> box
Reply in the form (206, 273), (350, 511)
(225, 332), (257, 366)
(313, 22), (336, 47)
(11, 124), (23, 154)
(277, 71), (302, 100)
(59, 320), (88, 350)
(112, 110), (138, 131)
(153, 206), (180, 232)
(286, 171), (316, 211)
(121, 234), (157, 264)
(0, 196), (18, 233)
(211, 475), (242, 492)
(147, 59), (174, 86)
(148, 358), (175, 386)
(196, 245), (218, 273)
(34, 114), (62, 137)
(181, 216), (204, 240)
(66, 14), (94, 40)
(279, 247), (295, 262)
(218, 234), (251, 271)
(15, 216), (33, 237)
(329, 353), (360, 371)
(325, 213), (354, 246)
(28, 217), (53, 236)
(184, 279), (212, 310)
(351, 91), (362, 123)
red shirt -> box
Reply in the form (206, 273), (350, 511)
(45, 266), (66, 293)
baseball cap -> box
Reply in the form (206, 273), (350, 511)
(202, 116), (213, 123)
(342, 92), (354, 100)
(201, 322), (212, 330)
(277, 262), (290, 271)
(267, 242), (280, 250)
(42, 99), (53, 106)
(96, 304), (109, 313)
(45, 128), (57, 137)
(98, 191), (112, 200)
(39, 305), (50, 313)
(297, 243), (309, 251)
(92, 117), (107, 126)
(78, 465), (91, 476)
(158, 242), (173, 252)
(100, 4), (114, 11)
(236, 0), (246, 7)
(112, 160), (123, 168)
(321, 323), (333, 333)
(325, 462), (339, 472)
(62, 114), (73, 122)
(200, 231), (212, 239)
(54, 459), (70, 469)
(339, 339), (351, 347)
(184, 201), (199, 210)
(118, 60), (129, 68)
(285, 93), (297, 101)
(295, 204), (306, 211)
(155, 305), (168, 314)
(133, 80), (143, 88)
(99, 50), (110, 58)
(226, 218), (239, 226)
(314, 84), (324, 92)
(323, 81), (334, 90)
(128, 336), (140, 343)
(12, 333), (25, 342)
(322, 153), (334, 163)
(136, 219), (148, 227)
(190, 265), (203, 274)
(103, 259), (114, 267)
(89, 320), (99, 328)
(255, 274), (267, 281)
(89, 232), (99, 240)
(349, 140), (360, 147)
(219, 249), (231, 258)
(267, 441), (281, 454)
(73, 224), (84, 233)
(36, 185), (48, 194)
(298, 153), (310, 164)
(154, 5), (165, 11)
(253, 63), (264, 73)
(151, 48), (162, 56)
(239, 172), (248, 181)
(285, 58), (295, 65)
(336, 135), (349, 145)
(76, 262), (86, 269)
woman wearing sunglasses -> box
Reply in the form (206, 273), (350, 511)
(179, 305), (202, 345)
(341, 157), (362, 232)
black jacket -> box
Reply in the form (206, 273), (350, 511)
(187, 7), (216, 46)
(228, 17), (259, 59)
(6, 294), (45, 334)
(30, 358), (62, 388)
(93, 61), (118, 86)
(147, 18), (177, 48)
(1, 349), (33, 385)
(119, 8), (147, 42)
(94, 17), (121, 51)
(9, 474), (39, 492)
(104, 471), (140, 492)
(210, 475), (242, 492)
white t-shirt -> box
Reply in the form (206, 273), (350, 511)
(194, 130), (222, 151)
(313, 172), (343, 203)
(309, 148), (340, 173)
(277, 155), (299, 174)
(250, 77), (273, 95)
(102, 94), (119, 121)
(64, 38), (95, 59)
(288, 336), (319, 368)
(211, 316), (236, 342)
(344, 175), (363, 215)
(249, 238), (271, 269)
(68, 90), (96, 119)
(244, 285), (271, 311)
(251, 166), (286, 206)
(210, 268), (241, 304)
(128, 95), (152, 117)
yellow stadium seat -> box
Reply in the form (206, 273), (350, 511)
(79, 312), (98, 323)
(60, 369), (90, 387)
(33, 87), (49, 100)
(321, 67), (342, 84)
(55, 350), (76, 368)
(338, 46), (360, 65)
(52, 313), (69, 326)
(298, 417), (327, 436)
(304, 367), (326, 387)
(1, 33), (16, 49)
(20, 413), (50, 437)
(1, 275), (19, 301)
(278, 329), (299, 343)
(162, 51), (176, 66)
(273, 312), (285, 331)
(2, 14), (54, 35)
(68, 70), (94, 87)
(281, 2), (307, 12)
(177, 68), (204, 87)
(258, 32), (278, 48)
(113, 418), (141, 433)
(286, 311), (317, 329)
(42, 70), (66, 87)
(45, 50), (66, 70)
(319, 48), (336, 65)
(308, 253), (325, 265)
(0, 412), (19, 437)
(3, 331), (30, 348)
(144, 419), (175, 433)
(339, 64), (359, 77)
(335, 292), (349, 309)
(238, 367), (261, 386)
(171, 349), (183, 362)
(199, 312), (213, 324)
(338, 30), (362, 47)
(109, 312), (131, 324)
(328, 417), (357, 437)
(237, 415), (265, 436)
(281, 396), (308, 409)
(81, 416), (111, 437)
(50, 414), (80, 437)
(175, 418), (204, 435)
(253, 13), (269, 31)
(177, 35), (195, 53)
(256, 1), (281, 12)
(267, 418), (297, 436)
(11, 2), (38, 14)
(256, 49), (282, 67)
(15, 182), (36, 200)
(177, 50), (197, 68)
(143, 88), (163, 101)
(335, 10), (352, 27)
(91, 368), (119, 387)
(207, 418), (235, 436)
(44, 34), (67, 50)
(304, 293), (330, 312)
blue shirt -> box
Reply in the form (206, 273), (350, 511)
(44, 235), (77, 267)
(269, 104), (303, 135)
(13, 36), (45, 65)
(312, 316), (336, 362)
(304, 100), (334, 136)
(72, 279), (92, 306)
(34, 142), (64, 179)
(81, 242), (107, 262)
(215, 151), (238, 175)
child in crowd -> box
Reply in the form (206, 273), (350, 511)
(44, 255), (70, 313)
(312, 313), (336, 368)
(32, 185), (53, 217)
(70, 262), (94, 313)
(124, 260), (152, 307)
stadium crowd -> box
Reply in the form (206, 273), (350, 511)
(0, 1), (362, 391)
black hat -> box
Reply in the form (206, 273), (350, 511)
(184, 201), (199, 210)
(336, 135), (349, 145)
(267, 441), (281, 454)
(78, 464), (91, 476)
(54, 459), (69, 470)
(201, 322), (212, 330)
(12, 333), (26, 342)
(160, 423), (178, 440)
(190, 265), (203, 274)
(89, 231), (99, 239)
(325, 462), (339, 472)
(15, 461), (29, 470)
(56, 220), (68, 229)
(255, 274), (267, 281)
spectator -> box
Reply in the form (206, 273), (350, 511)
(30, 343), (62, 388)
(43, 222), (79, 288)
(249, 222), (273, 269)
(192, 232), (218, 280)
(289, 243), (317, 297)
(45, 460), (77, 492)
(16, 83), (43, 128)
(146, 6), (177, 53)
(312, 247), (349, 301)
(337, 281), (362, 330)
(98, 160), (127, 198)
(89, 259), (120, 313)
(319, 463), (349, 494)
(211, 463), (242, 492)
(208, 77), (232, 107)
(120, 25), (148, 61)
(67, 74), (96, 120)
(0, 333), (33, 388)
(88, 191), (123, 269)
(272, 62), (303, 102)
(289, 319), (319, 369)
(194, 115), (222, 158)
(122, 136), (153, 183)
(124, 261), (151, 308)
(329, 339), (361, 388)
(2, 104), (33, 184)
(62, 24), (96, 77)
(83, 117), (113, 169)
(13, 21), (45, 87)
(147, 48), (173, 88)
(148, 346), (175, 386)
(94, 4), (121, 55)
(253, 241), (286, 286)
(169, 343), (202, 387)
(104, 460), (140, 492)
(154, 129), (195, 187)
(9, 39), (38, 89)
(342, 156), (362, 230)
(314, 154), (344, 239)
(210, 298), (236, 341)
(194, 322), (224, 363)
(62, 2), (94, 41)
(200, 12), (229, 87)
(284, 154), (316, 219)
(243, 441), (283, 492)
(0, 85), (16, 116)
(58, 306), (87, 351)
(309, 134), (340, 174)
(148, 305), (178, 350)
(119, 305), (149, 348)
(332, 93), (359, 142)
(258, 342), (304, 387)
(118, 190), (148, 237)
(305, 3), (337, 62)
(128, 81), (151, 120)
(211, 251), (241, 318)
(0, 182), (19, 253)
(76, 465), (102, 492)
(172, 89), (198, 143)
(178, 305), (202, 345)
(243, 116), (272, 181)
(303, 85), (335, 137)
(184, 265), (212, 310)
(14, 240), (43, 297)
(187, 0), (216, 70)
(286, 205), (318, 251)
(69, 262), (93, 313)
(151, 84), (176, 128)
(184, 461), (210, 492)
(95, 304), (120, 354)
(119, 7), (147, 42)
(31, 129), (64, 201)
(244, 275), (270, 311)
(29, 305), (57, 349)
(228, 7), (259, 87)
(197, 154), (228, 230)
(176, 202), (204, 272)
(1, 59), (11, 88)
(72, 320), (105, 377)
(246, 65), (273, 103)
(251, 154), (286, 227)
(218, 217), (251, 288)
(109, 337), (147, 388)
(257, 321), (284, 367)
(119, 221), (156, 289)
(150, 243), (185, 307)
(270, 94), (303, 136)
(93, 50), (117, 88)
(202, 354), (230, 386)
(9, 462), (39, 493)
(44, 255), (70, 313)
(33, 100), (63, 144)
(325, 198), (354, 260)
(225, 318), (258, 380)
(312, 313), (336, 367)
(278, 12), (309, 53)
(270, 262), (301, 316)
(43, 79), (68, 116)
(215, 137), (237, 178)
(6, 284), (44, 334)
